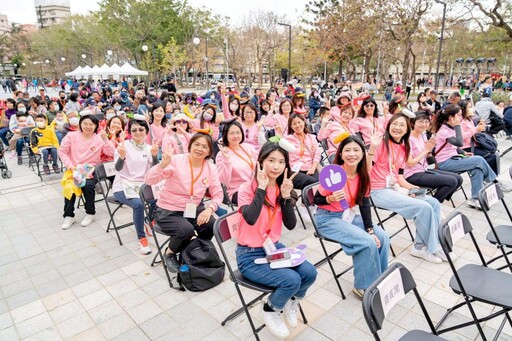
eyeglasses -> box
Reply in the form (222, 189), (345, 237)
(228, 131), (242, 136)
(131, 128), (146, 133)
(175, 120), (187, 124)
(364, 103), (375, 108)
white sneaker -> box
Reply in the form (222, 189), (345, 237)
(138, 238), (152, 255)
(435, 250), (448, 262)
(61, 217), (75, 230)
(467, 198), (482, 209)
(410, 246), (442, 264)
(497, 182), (512, 193)
(283, 299), (300, 328)
(260, 302), (289, 339)
(81, 214), (95, 227)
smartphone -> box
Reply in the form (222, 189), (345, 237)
(409, 188), (427, 197)
(266, 251), (291, 262)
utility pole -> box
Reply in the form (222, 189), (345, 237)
(38, 5), (44, 29)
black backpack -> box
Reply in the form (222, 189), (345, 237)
(178, 238), (225, 292)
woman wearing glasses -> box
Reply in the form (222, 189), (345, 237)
(113, 118), (159, 255)
(349, 97), (388, 148)
(216, 119), (258, 205)
(241, 103), (265, 153)
(162, 113), (194, 155)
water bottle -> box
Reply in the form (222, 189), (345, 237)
(179, 264), (189, 272)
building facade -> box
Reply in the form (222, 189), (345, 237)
(34, 0), (71, 29)
(0, 14), (9, 36)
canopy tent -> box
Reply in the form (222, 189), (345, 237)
(64, 63), (148, 77)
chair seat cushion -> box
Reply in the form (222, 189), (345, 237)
(486, 225), (512, 246)
(107, 196), (123, 205)
(234, 270), (274, 293)
(449, 264), (512, 308)
(399, 330), (447, 340)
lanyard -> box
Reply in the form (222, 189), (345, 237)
(229, 145), (254, 169)
(368, 116), (379, 134)
(264, 185), (280, 237)
(297, 134), (313, 159)
(388, 142), (403, 174)
(188, 157), (205, 200)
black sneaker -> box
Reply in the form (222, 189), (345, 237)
(165, 253), (180, 273)
(17, 156), (22, 165)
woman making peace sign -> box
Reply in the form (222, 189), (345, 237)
(236, 141), (317, 339)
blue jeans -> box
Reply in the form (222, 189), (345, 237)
(0, 127), (9, 146)
(16, 137), (31, 156)
(41, 148), (58, 166)
(114, 191), (145, 239)
(236, 243), (317, 310)
(438, 155), (497, 199)
(371, 188), (441, 254)
(315, 208), (390, 290)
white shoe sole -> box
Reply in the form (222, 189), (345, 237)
(61, 218), (75, 230)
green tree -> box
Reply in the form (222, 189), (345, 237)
(158, 37), (186, 81)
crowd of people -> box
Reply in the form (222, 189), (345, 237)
(1, 75), (512, 339)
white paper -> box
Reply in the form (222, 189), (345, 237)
(151, 180), (166, 200)
(448, 214), (465, 244)
(376, 267), (406, 317)
(104, 162), (117, 177)
(485, 185), (499, 208)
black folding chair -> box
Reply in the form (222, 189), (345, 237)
(363, 262), (447, 341)
(302, 183), (351, 298)
(95, 163), (134, 246)
(370, 197), (414, 258)
(477, 182), (512, 272)
(20, 127), (36, 169)
(436, 211), (512, 340)
(139, 184), (184, 291)
(221, 183), (236, 212)
(213, 211), (308, 341)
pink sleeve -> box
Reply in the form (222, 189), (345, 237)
(348, 119), (359, 133)
(100, 138), (115, 158)
(59, 133), (73, 169)
(317, 124), (330, 140)
(145, 162), (174, 185)
(263, 114), (277, 129)
(310, 135), (322, 164)
(222, 95), (232, 120)
(237, 182), (255, 208)
(207, 165), (223, 211)
(215, 151), (233, 184)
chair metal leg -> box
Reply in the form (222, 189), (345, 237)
(295, 205), (307, 230)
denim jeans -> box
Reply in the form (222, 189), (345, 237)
(371, 188), (441, 254)
(236, 242), (317, 310)
(0, 127), (9, 146)
(114, 191), (146, 239)
(438, 155), (497, 199)
(314, 208), (389, 290)
(41, 148), (58, 166)
(16, 137), (30, 156)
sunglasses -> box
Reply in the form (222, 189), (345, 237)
(131, 128), (146, 133)
(175, 120), (187, 124)
(364, 103), (375, 108)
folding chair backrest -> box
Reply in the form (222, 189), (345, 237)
(95, 163), (108, 181)
(95, 162), (116, 197)
(21, 126), (33, 137)
(478, 182), (504, 211)
(213, 211), (240, 282)
(439, 211), (475, 255)
(363, 262), (428, 337)
(139, 184), (155, 203)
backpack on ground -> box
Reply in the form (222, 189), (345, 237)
(178, 238), (225, 292)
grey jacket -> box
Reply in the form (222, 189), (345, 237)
(474, 98), (501, 125)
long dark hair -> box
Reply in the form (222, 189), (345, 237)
(199, 105), (217, 129)
(383, 113), (411, 159)
(433, 104), (461, 132)
(357, 97), (379, 118)
(388, 96), (404, 115)
(149, 101), (168, 127)
(332, 135), (370, 206)
(458, 100), (472, 120)
(255, 142), (298, 207)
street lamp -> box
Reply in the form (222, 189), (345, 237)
(434, 0), (447, 90)
(142, 45), (148, 52)
(107, 50), (112, 56)
(193, 37), (200, 86)
(61, 57), (65, 62)
(277, 22), (292, 84)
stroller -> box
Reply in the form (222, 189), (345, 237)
(0, 142), (12, 179)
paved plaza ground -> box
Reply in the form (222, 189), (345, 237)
(2, 91), (512, 340)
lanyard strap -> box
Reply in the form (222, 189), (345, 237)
(264, 185), (280, 236)
(229, 145), (254, 169)
(297, 134), (314, 159)
(342, 169), (358, 207)
(188, 157), (205, 199)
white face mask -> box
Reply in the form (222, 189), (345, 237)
(69, 117), (80, 126)
(229, 103), (238, 111)
(203, 113), (213, 121)
(106, 113), (116, 120)
(36, 122), (46, 129)
(18, 108), (26, 113)
(114, 105), (121, 111)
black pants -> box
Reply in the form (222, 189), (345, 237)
(155, 206), (215, 253)
(293, 171), (319, 191)
(406, 169), (463, 203)
(63, 178), (98, 218)
(463, 147), (499, 174)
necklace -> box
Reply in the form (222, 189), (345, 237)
(130, 140), (146, 151)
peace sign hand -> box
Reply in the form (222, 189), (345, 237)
(256, 161), (269, 190)
(159, 147), (173, 169)
(117, 141), (127, 159)
(218, 145), (231, 161)
(281, 169), (297, 198)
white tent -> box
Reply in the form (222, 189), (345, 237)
(65, 66), (83, 76)
(80, 65), (93, 76)
(91, 65), (101, 75)
(98, 64), (111, 77)
(118, 62), (148, 76)
(110, 63), (121, 74)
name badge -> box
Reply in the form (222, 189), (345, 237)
(184, 203), (197, 218)
(342, 207), (356, 223)
(262, 236), (277, 255)
(385, 174), (394, 189)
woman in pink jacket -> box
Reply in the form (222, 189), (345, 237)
(264, 99), (293, 136)
(161, 113), (193, 155)
(318, 103), (354, 162)
(59, 114), (115, 230)
(144, 132), (223, 272)
(216, 119), (258, 205)
(241, 103), (264, 153)
(349, 97), (387, 149)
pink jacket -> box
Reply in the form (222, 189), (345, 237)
(144, 154), (222, 212)
(241, 123), (261, 152)
(317, 121), (350, 157)
(162, 132), (192, 155)
(284, 133), (322, 171)
(59, 131), (115, 169)
(263, 113), (289, 134)
(349, 116), (388, 146)
(193, 120), (220, 141)
(460, 119), (478, 149)
(216, 143), (257, 199)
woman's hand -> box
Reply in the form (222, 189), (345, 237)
(218, 145), (231, 161)
(477, 121), (486, 132)
(99, 129), (108, 140)
(197, 207), (213, 226)
(329, 189), (345, 202)
(159, 148), (173, 169)
(117, 142), (127, 159)
(370, 134), (382, 149)
(150, 143), (159, 157)
(425, 137), (436, 152)
(307, 166), (316, 175)
(256, 161), (269, 190)
(275, 125), (284, 137)
(372, 234), (381, 248)
(281, 169), (298, 198)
